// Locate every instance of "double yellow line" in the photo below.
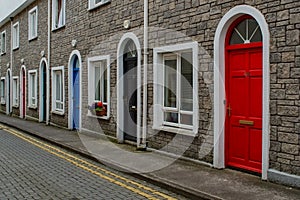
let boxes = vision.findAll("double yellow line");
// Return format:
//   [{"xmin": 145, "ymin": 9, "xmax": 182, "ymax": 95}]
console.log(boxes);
[{"xmin": 1, "ymin": 125, "xmax": 177, "ymax": 200}]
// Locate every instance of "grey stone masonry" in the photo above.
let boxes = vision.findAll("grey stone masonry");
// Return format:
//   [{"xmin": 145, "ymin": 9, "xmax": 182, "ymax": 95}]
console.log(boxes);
[{"xmin": 0, "ymin": 0, "xmax": 299, "ymax": 180}]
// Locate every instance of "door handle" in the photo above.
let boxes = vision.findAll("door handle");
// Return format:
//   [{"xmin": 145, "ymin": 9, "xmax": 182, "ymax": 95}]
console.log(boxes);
[
  {"xmin": 129, "ymin": 105, "xmax": 137, "ymax": 111},
  {"xmin": 239, "ymin": 120, "xmax": 254, "ymax": 126}
]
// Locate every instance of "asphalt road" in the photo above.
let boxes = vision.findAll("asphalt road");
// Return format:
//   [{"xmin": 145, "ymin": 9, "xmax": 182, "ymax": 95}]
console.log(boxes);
[{"xmin": 0, "ymin": 126, "xmax": 186, "ymax": 200}]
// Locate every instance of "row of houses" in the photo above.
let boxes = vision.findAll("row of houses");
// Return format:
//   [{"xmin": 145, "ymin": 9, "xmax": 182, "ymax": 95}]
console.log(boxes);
[{"xmin": 0, "ymin": 0, "xmax": 299, "ymax": 188}]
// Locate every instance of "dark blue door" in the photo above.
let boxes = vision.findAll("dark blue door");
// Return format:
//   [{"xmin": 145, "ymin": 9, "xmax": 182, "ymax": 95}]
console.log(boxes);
[{"xmin": 73, "ymin": 57, "xmax": 80, "ymax": 129}]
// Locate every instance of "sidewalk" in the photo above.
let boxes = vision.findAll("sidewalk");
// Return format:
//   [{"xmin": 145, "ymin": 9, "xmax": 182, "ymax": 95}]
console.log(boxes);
[{"xmin": 0, "ymin": 113, "xmax": 299, "ymax": 200}]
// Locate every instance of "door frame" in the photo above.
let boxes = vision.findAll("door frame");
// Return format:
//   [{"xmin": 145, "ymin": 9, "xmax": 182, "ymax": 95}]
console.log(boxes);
[
  {"xmin": 117, "ymin": 32, "xmax": 142, "ymax": 144},
  {"xmin": 39, "ymin": 58, "xmax": 49, "ymax": 123},
  {"xmin": 68, "ymin": 50, "xmax": 82, "ymax": 131},
  {"xmin": 19, "ymin": 65, "xmax": 26, "ymax": 118},
  {"xmin": 213, "ymin": 5, "xmax": 270, "ymax": 180}
]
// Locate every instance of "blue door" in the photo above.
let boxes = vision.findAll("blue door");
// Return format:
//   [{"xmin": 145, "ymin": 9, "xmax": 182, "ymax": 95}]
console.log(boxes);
[{"xmin": 73, "ymin": 57, "xmax": 80, "ymax": 129}]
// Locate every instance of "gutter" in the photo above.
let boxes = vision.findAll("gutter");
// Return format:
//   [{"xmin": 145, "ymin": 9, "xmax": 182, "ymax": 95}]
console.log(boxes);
[{"xmin": 47, "ymin": 0, "xmax": 51, "ymax": 125}]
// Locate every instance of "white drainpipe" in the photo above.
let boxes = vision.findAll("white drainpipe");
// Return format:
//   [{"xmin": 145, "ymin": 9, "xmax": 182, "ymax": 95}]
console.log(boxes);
[
  {"xmin": 47, "ymin": 0, "xmax": 51, "ymax": 125},
  {"xmin": 140, "ymin": 0, "xmax": 148, "ymax": 148}
]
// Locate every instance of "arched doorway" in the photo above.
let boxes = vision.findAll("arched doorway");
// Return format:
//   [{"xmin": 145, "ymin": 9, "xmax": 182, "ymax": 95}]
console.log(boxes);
[
  {"xmin": 39, "ymin": 59, "xmax": 48, "ymax": 122},
  {"xmin": 225, "ymin": 15, "xmax": 263, "ymax": 173},
  {"xmin": 123, "ymin": 40, "xmax": 138, "ymax": 141},
  {"xmin": 213, "ymin": 5, "xmax": 270, "ymax": 179},
  {"xmin": 20, "ymin": 66, "xmax": 26, "ymax": 118},
  {"xmin": 117, "ymin": 33, "xmax": 142, "ymax": 144},
  {"xmin": 68, "ymin": 50, "xmax": 81, "ymax": 130}
]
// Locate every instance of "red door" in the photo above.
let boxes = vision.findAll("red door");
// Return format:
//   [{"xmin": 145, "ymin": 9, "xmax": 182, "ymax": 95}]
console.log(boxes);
[{"xmin": 225, "ymin": 16, "xmax": 263, "ymax": 173}]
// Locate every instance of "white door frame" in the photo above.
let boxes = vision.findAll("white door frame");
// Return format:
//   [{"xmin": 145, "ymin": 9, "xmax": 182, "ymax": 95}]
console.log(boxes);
[
  {"xmin": 117, "ymin": 32, "xmax": 142, "ymax": 144},
  {"xmin": 213, "ymin": 5, "xmax": 270, "ymax": 180},
  {"xmin": 20, "ymin": 65, "xmax": 26, "ymax": 118},
  {"xmin": 68, "ymin": 50, "xmax": 82, "ymax": 131},
  {"xmin": 39, "ymin": 58, "xmax": 49, "ymax": 123}
]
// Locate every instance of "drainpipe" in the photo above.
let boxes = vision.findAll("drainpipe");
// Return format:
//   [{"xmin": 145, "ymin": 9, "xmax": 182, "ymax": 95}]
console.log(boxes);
[
  {"xmin": 47, "ymin": 0, "xmax": 51, "ymax": 125},
  {"xmin": 9, "ymin": 17, "xmax": 13, "ymax": 115},
  {"xmin": 140, "ymin": 0, "xmax": 148, "ymax": 148}
]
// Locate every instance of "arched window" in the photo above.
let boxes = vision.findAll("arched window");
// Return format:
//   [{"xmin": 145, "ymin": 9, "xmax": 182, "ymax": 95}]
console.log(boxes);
[{"xmin": 229, "ymin": 16, "xmax": 262, "ymax": 45}]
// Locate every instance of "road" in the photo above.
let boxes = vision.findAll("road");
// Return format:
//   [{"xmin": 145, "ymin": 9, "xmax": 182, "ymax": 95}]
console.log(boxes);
[{"xmin": 0, "ymin": 125, "xmax": 186, "ymax": 200}]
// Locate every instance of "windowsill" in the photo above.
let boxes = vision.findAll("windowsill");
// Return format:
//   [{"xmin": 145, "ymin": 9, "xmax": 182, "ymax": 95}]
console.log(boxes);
[
  {"xmin": 13, "ymin": 47, "xmax": 19, "ymax": 51},
  {"xmin": 1, "ymin": 52, "xmax": 6, "ymax": 56},
  {"xmin": 88, "ymin": 0, "xmax": 111, "ymax": 11},
  {"xmin": 28, "ymin": 105, "xmax": 37, "ymax": 109},
  {"xmin": 52, "ymin": 25, "xmax": 65, "ymax": 32},
  {"xmin": 28, "ymin": 36, "xmax": 38, "ymax": 42},
  {"xmin": 13, "ymin": 105, "xmax": 19, "ymax": 108},
  {"xmin": 153, "ymin": 125, "xmax": 196, "ymax": 137},
  {"xmin": 87, "ymin": 113, "xmax": 109, "ymax": 120},
  {"xmin": 51, "ymin": 110, "xmax": 65, "ymax": 115},
  {"xmin": 1, "ymin": 102, "xmax": 5, "ymax": 105}
]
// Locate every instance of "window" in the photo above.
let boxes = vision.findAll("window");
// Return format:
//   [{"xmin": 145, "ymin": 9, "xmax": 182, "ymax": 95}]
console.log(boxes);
[
  {"xmin": 88, "ymin": 56, "xmax": 110, "ymax": 119},
  {"xmin": 12, "ymin": 22, "xmax": 19, "ymax": 49},
  {"xmin": 0, "ymin": 77, "xmax": 5, "ymax": 104},
  {"xmin": 28, "ymin": 6, "xmax": 38, "ymax": 40},
  {"xmin": 52, "ymin": 0, "xmax": 65, "ymax": 30},
  {"xmin": 28, "ymin": 70, "xmax": 37, "ymax": 108},
  {"xmin": 153, "ymin": 42, "xmax": 198, "ymax": 134},
  {"xmin": 12, "ymin": 77, "xmax": 19, "ymax": 107},
  {"xmin": 51, "ymin": 66, "xmax": 64, "ymax": 114},
  {"xmin": 229, "ymin": 17, "xmax": 262, "ymax": 45},
  {"xmin": 1, "ymin": 31, "xmax": 6, "ymax": 54},
  {"xmin": 88, "ymin": 0, "xmax": 111, "ymax": 10}
]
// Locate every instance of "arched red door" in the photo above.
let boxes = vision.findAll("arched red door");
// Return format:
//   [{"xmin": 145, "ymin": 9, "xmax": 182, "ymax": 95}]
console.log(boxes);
[{"xmin": 225, "ymin": 15, "xmax": 263, "ymax": 173}]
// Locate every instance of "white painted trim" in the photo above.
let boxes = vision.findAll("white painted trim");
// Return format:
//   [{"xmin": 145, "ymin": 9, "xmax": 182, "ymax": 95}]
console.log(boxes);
[
  {"xmin": 28, "ymin": 69, "xmax": 38, "ymax": 108},
  {"xmin": 213, "ymin": 5, "xmax": 270, "ymax": 180},
  {"xmin": 153, "ymin": 42, "xmax": 199, "ymax": 134},
  {"xmin": 39, "ymin": 58, "xmax": 49, "ymax": 123},
  {"xmin": 68, "ymin": 50, "xmax": 82, "ymax": 131},
  {"xmin": 12, "ymin": 76, "xmax": 19, "ymax": 107},
  {"xmin": 12, "ymin": 22, "xmax": 19, "ymax": 49},
  {"xmin": 28, "ymin": 6, "xmax": 38, "ymax": 40},
  {"xmin": 20, "ymin": 65, "xmax": 26, "ymax": 118},
  {"xmin": 87, "ymin": 55, "xmax": 111, "ymax": 120},
  {"xmin": 117, "ymin": 32, "xmax": 142, "ymax": 144},
  {"xmin": 51, "ymin": 66, "xmax": 65, "ymax": 114},
  {"xmin": 88, "ymin": 0, "xmax": 111, "ymax": 10},
  {"xmin": 1, "ymin": 30, "xmax": 6, "ymax": 54}
]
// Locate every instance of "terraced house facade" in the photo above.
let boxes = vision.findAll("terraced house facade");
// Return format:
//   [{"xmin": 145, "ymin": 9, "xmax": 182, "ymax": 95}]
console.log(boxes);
[{"xmin": 0, "ymin": 0, "xmax": 299, "ymax": 187}]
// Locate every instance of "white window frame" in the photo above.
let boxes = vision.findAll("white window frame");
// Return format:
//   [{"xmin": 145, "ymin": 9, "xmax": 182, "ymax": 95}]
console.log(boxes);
[
  {"xmin": 12, "ymin": 76, "xmax": 19, "ymax": 107},
  {"xmin": 28, "ymin": 70, "xmax": 37, "ymax": 108},
  {"xmin": 153, "ymin": 42, "xmax": 199, "ymax": 135},
  {"xmin": 0, "ymin": 77, "xmax": 5, "ymax": 104},
  {"xmin": 52, "ymin": 0, "xmax": 66, "ymax": 30},
  {"xmin": 12, "ymin": 22, "xmax": 19, "ymax": 49},
  {"xmin": 51, "ymin": 66, "xmax": 64, "ymax": 114},
  {"xmin": 87, "ymin": 55, "xmax": 110, "ymax": 119},
  {"xmin": 1, "ymin": 30, "xmax": 6, "ymax": 54},
  {"xmin": 28, "ymin": 6, "xmax": 38, "ymax": 40},
  {"xmin": 88, "ymin": 0, "xmax": 111, "ymax": 10}
]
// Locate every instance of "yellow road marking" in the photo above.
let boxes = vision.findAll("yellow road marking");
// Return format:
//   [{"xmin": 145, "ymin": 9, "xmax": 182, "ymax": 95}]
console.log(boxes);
[{"xmin": 0, "ymin": 125, "xmax": 177, "ymax": 200}]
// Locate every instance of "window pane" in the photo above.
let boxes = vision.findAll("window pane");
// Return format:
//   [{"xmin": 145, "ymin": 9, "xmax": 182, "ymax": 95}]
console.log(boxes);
[
  {"xmin": 32, "ymin": 74, "xmax": 35, "ymax": 98},
  {"xmin": 103, "ymin": 67, "xmax": 107, "ymax": 103},
  {"xmin": 181, "ymin": 52, "xmax": 193, "ymax": 111},
  {"xmin": 164, "ymin": 112, "xmax": 178, "ymax": 123},
  {"xmin": 180, "ymin": 114, "xmax": 193, "ymax": 126},
  {"xmin": 164, "ymin": 57, "xmax": 177, "ymax": 108},
  {"xmin": 95, "ymin": 66, "xmax": 100, "ymax": 101},
  {"xmin": 56, "ymin": 72, "xmax": 61, "ymax": 101}
]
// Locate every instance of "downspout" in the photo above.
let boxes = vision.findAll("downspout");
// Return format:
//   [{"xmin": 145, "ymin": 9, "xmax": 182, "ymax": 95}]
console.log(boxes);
[
  {"xmin": 9, "ymin": 17, "xmax": 13, "ymax": 115},
  {"xmin": 140, "ymin": 0, "xmax": 148, "ymax": 148},
  {"xmin": 47, "ymin": 0, "xmax": 51, "ymax": 125}
]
